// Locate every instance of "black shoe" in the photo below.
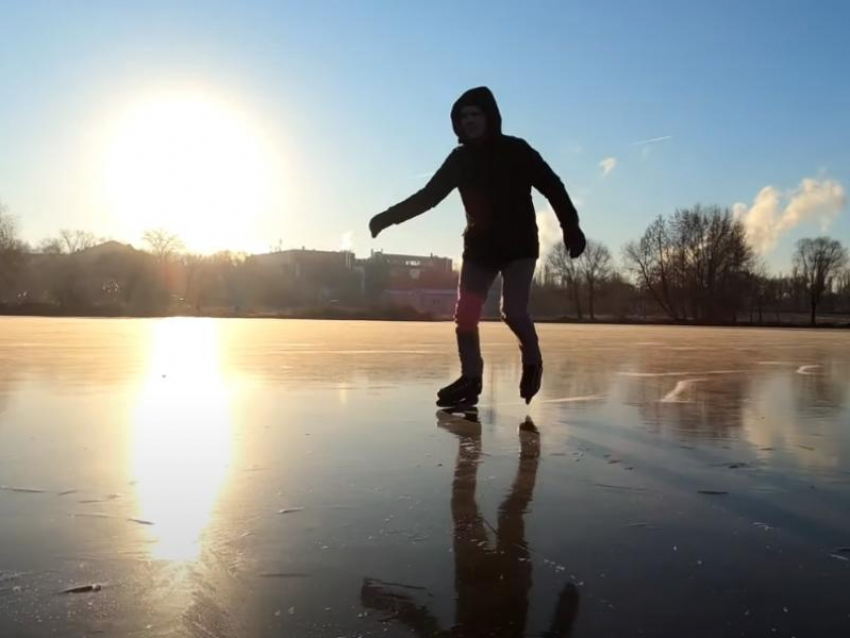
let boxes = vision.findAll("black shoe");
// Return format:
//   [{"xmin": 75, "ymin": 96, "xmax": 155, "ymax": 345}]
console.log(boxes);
[
  {"xmin": 436, "ymin": 375, "xmax": 482, "ymax": 408},
  {"xmin": 520, "ymin": 364, "xmax": 543, "ymax": 404}
]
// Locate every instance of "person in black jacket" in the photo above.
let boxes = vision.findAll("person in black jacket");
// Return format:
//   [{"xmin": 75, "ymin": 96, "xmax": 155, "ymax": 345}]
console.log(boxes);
[{"xmin": 370, "ymin": 86, "xmax": 585, "ymax": 407}]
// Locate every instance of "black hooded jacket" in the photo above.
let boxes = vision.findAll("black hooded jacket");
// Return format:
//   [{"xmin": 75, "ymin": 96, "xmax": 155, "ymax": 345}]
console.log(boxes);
[{"xmin": 381, "ymin": 86, "xmax": 580, "ymax": 266}]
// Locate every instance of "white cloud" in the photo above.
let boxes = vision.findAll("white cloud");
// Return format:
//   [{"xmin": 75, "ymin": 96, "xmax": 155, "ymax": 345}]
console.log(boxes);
[
  {"xmin": 785, "ymin": 178, "xmax": 845, "ymax": 231},
  {"xmin": 599, "ymin": 157, "xmax": 617, "ymax": 177},
  {"xmin": 536, "ymin": 207, "xmax": 562, "ymax": 259},
  {"xmin": 340, "ymin": 230, "xmax": 354, "ymax": 251},
  {"xmin": 734, "ymin": 178, "xmax": 846, "ymax": 254}
]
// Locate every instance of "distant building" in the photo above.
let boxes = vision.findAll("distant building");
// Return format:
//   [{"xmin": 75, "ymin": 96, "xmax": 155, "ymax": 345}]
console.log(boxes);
[
  {"xmin": 363, "ymin": 251, "xmax": 458, "ymax": 318},
  {"xmin": 74, "ymin": 240, "xmax": 138, "ymax": 260},
  {"xmin": 249, "ymin": 248, "xmax": 355, "ymax": 275},
  {"xmin": 202, "ymin": 247, "xmax": 460, "ymax": 315},
  {"xmin": 247, "ymin": 248, "xmax": 362, "ymax": 306},
  {"xmin": 366, "ymin": 251, "xmax": 455, "ymax": 289}
]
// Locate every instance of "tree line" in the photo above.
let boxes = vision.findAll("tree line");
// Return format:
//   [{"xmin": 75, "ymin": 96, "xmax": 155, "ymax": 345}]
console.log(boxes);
[
  {"xmin": 538, "ymin": 204, "xmax": 848, "ymax": 325},
  {"xmin": 1, "ymin": 199, "xmax": 848, "ymax": 324}
]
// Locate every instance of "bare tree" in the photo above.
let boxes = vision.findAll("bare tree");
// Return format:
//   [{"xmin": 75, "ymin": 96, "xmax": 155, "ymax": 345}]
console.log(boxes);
[
  {"xmin": 744, "ymin": 260, "xmax": 770, "ymax": 325},
  {"xmin": 58, "ymin": 229, "xmax": 99, "ymax": 253},
  {"xmin": 671, "ymin": 206, "xmax": 753, "ymax": 321},
  {"xmin": 793, "ymin": 237, "xmax": 848, "ymax": 325},
  {"xmin": 837, "ymin": 269, "xmax": 850, "ymax": 312},
  {"xmin": 625, "ymin": 207, "xmax": 753, "ymax": 322},
  {"xmin": 580, "ymin": 240, "xmax": 612, "ymax": 321},
  {"xmin": 142, "ymin": 228, "xmax": 185, "ymax": 261},
  {"xmin": 37, "ymin": 237, "xmax": 65, "ymax": 254},
  {"xmin": 0, "ymin": 201, "xmax": 28, "ymax": 298},
  {"xmin": 546, "ymin": 242, "xmax": 583, "ymax": 319},
  {"xmin": 0, "ymin": 201, "xmax": 16, "ymax": 251},
  {"xmin": 623, "ymin": 216, "xmax": 678, "ymax": 319}
]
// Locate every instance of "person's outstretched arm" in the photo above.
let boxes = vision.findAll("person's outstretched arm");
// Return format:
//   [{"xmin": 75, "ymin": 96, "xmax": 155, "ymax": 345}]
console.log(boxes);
[
  {"xmin": 523, "ymin": 141, "xmax": 586, "ymax": 258},
  {"xmin": 369, "ymin": 150, "xmax": 459, "ymax": 238}
]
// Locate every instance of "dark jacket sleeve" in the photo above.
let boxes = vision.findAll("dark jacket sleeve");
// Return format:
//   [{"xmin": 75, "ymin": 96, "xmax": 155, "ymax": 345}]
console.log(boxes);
[
  {"xmin": 383, "ymin": 150, "xmax": 459, "ymax": 225},
  {"xmin": 523, "ymin": 141, "xmax": 580, "ymax": 230}
]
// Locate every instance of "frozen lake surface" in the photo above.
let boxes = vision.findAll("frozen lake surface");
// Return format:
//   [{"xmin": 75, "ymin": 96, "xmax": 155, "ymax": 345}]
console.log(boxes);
[{"xmin": 1, "ymin": 317, "xmax": 849, "ymax": 637}]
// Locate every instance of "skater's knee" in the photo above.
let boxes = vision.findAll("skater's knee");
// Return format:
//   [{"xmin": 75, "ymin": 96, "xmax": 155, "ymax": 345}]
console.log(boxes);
[
  {"xmin": 455, "ymin": 314, "xmax": 480, "ymax": 333},
  {"xmin": 455, "ymin": 295, "xmax": 484, "ymax": 332},
  {"xmin": 501, "ymin": 308, "xmax": 531, "ymax": 329}
]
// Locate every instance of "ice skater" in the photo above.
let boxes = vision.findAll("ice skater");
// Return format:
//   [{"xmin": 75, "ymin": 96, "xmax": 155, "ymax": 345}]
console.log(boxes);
[{"xmin": 369, "ymin": 86, "xmax": 585, "ymax": 408}]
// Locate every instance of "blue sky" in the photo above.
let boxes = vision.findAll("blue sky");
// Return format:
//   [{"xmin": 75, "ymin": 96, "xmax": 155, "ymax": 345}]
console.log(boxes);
[{"xmin": 1, "ymin": 0, "xmax": 847, "ymax": 271}]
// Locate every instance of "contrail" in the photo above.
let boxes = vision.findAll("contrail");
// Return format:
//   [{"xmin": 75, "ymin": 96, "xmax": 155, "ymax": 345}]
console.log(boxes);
[{"xmin": 633, "ymin": 135, "xmax": 672, "ymax": 146}]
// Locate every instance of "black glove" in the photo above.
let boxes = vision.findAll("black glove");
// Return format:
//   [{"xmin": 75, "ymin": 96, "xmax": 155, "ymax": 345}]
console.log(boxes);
[
  {"xmin": 369, "ymin": 210, "xmax": 395, "ymax": 238},
  {"xmin": 563, "ymin": 226, "xmax": 586, "ymax": 259}
]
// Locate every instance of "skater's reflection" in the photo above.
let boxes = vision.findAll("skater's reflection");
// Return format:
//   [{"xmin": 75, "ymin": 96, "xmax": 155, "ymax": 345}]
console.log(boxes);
[{"xmin": 361, "ymin": 412, "xmax": 579, "ymax": 637}]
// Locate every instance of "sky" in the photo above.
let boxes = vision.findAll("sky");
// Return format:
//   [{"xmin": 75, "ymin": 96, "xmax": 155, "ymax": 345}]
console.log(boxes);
[{"xmin": 1, "ymin": 0, "xmax": 848, "ymax": 271}]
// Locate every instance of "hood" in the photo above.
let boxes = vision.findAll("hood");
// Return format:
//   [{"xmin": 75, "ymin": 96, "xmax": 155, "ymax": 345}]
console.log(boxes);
[{"xmin": 450, "ymin": 86, "xmax": 503, "ymax": 144}]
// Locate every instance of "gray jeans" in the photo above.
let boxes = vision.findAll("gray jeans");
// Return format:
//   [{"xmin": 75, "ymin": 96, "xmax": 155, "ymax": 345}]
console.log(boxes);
[{"xmin": 454, "ymin": 258, "xmax": 541, "ymax": 377}]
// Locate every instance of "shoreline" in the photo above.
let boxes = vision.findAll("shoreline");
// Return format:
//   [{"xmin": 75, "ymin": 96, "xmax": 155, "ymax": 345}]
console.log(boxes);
[{"xmin": 1, "ymin": 307, "xmax": 848, "ymax": 329}]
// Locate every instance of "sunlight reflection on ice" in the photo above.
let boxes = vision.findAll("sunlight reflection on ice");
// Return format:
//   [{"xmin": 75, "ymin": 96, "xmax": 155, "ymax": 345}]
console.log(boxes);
[{"xmin": 132, "ymin": 318, "xmax": 233, "ymax": 561}]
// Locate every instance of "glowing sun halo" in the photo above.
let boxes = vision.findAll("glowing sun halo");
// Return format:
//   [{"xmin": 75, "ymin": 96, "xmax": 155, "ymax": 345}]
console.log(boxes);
[{"xmin": 103, "ymin": 92, "xmax": 282, "ymax": 254}]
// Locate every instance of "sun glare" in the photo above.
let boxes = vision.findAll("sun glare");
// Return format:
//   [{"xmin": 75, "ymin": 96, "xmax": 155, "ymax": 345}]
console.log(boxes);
[{"xmin": 102, "ymin": 92, "xmax": 283, "ymax": 254}]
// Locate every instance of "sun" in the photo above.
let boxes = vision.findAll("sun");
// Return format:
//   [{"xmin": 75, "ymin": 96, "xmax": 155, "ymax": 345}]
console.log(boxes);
[{"xmin": 102, "ymin": 91, "xmax": 283, "ymax": 254}]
